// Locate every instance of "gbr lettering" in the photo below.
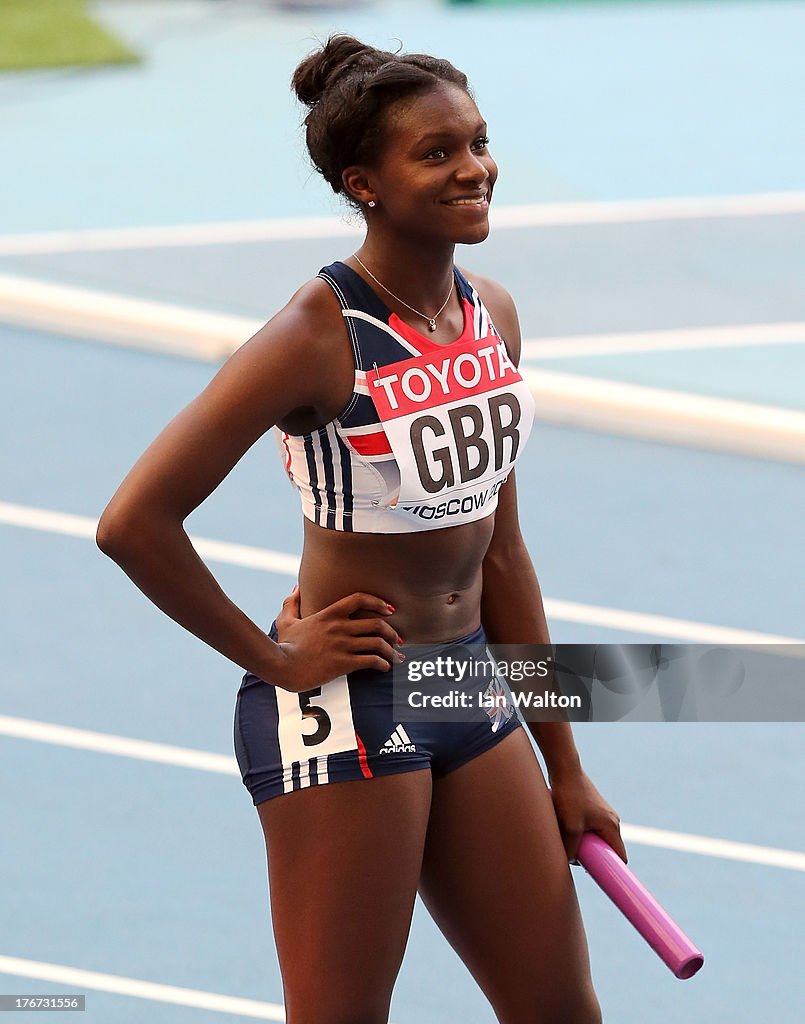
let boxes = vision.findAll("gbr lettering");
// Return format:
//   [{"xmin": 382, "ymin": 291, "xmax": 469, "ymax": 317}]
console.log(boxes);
[{"xmin": 411, "ymin": 393, "xmax": 522, "ymax": 493}]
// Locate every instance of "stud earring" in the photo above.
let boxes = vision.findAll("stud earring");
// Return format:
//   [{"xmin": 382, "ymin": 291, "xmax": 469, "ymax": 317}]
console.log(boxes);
[{"xmin": 367, "ymin": 200, "xmax": 376, "ymax": 208}]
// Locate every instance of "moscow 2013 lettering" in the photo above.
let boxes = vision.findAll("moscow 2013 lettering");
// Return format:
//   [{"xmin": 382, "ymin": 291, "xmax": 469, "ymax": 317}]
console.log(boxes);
[{"xmin": 401, "ymin": 477, "xmax": 506, "ymax": 520}]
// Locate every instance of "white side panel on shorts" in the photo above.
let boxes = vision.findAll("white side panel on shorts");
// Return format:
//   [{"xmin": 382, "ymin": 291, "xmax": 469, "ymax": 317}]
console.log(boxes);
[{"xmin": 274, "ymin": 676, "xmax": 357, "ymax": 769}]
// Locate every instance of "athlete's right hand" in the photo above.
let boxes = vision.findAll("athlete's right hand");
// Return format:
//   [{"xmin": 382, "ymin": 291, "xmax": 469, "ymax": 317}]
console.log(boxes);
[{"xmin": 272, "ymin": 585, "xmax": 405, "ymax": 693}]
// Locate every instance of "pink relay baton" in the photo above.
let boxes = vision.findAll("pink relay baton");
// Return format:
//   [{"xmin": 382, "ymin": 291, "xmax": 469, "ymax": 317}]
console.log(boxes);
[{"xmin": 576, "ymin": 832, "xmax": 704, "ymax": 979}]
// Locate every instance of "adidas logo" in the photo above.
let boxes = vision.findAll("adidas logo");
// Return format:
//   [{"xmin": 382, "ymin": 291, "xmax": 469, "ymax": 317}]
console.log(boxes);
[{"xmin": 379, "ymin": 724, "xmax": 416, "ymax": 754}]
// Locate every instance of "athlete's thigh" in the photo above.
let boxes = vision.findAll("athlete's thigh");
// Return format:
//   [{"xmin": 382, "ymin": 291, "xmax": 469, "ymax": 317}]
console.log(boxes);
[
  {"xmin": 259, "ymin": 769, "xmax": 432, "ymax": 1024},
  {"xmin": 418, "ymin": 728, "xmax": 600, "ymax": 1024}
]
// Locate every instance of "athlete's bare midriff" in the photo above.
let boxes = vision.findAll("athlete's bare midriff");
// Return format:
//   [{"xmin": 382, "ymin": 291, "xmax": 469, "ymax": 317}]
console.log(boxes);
[{"xmin": 298, "ymin": 513, "xmax": 496, "ymax": 643}]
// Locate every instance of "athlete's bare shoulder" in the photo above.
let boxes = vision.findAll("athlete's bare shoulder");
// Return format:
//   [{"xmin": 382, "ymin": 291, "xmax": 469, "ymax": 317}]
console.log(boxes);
[
  {"xmin": 238, "ymin": 273, "xmax": 355, "ymax": 429},
  {"xmin": 457, "ymin": 268, "xmax": 522, "ymax": 365},
  {"xmin": 274, "ymin": 274, "xmax": 349, "ymax": 358}
]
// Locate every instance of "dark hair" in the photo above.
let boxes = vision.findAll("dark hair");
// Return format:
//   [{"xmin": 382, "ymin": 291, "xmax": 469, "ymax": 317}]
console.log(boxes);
[{"xmin": 291, "ymin": 35, "xmax": 471, "ymax": 206}]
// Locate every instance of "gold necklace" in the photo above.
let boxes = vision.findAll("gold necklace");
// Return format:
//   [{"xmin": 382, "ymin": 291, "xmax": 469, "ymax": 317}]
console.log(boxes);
[{"xmin": 353, "ymin": 254, "xmax": 454, "ymax": 332}]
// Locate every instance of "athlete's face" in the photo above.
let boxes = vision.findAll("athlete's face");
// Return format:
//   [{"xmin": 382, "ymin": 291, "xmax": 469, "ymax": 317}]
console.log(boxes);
[{"xmin": 361, "ymin": 83, "xmax": 498, "ymax": 245}]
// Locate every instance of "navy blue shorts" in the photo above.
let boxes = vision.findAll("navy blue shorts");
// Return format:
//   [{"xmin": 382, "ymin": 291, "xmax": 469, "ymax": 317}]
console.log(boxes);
[{"xmin": 233, "ymin": 622, "xmax": 522, "ymax": 806}]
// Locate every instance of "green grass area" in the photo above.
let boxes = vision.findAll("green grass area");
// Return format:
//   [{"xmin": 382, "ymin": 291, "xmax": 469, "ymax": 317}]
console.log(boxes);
[{"xmin": 0, "ymin": 0, "xmax": 139, "ymax": 72}]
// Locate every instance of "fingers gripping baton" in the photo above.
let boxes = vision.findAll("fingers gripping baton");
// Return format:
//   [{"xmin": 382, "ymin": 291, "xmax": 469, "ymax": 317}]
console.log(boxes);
[{"xmin": 576, "ymin": 832, "xmax": 704, "ymax": 979}]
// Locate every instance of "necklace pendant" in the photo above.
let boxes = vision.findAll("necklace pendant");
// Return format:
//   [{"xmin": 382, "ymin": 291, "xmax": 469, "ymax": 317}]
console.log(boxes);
[{"xmin": 428, "ymin": 319, "xmax": 437, "ymax": 332}]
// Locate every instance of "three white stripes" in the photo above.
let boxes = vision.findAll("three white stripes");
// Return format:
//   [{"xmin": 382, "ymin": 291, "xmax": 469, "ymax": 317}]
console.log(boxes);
[
  {"xmin": 305, "ymin": 422, "xmax": 348, "ymax": 532},
  {"xmin": 282, "ymin": 754, "xmax": 328, "ymax": 794}
]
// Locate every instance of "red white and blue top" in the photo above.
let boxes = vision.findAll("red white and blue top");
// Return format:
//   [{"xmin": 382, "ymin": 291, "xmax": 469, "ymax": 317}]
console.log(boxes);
[{"xmin": 274, "ymin": 261, "xmax": 535, "ymax": 533}]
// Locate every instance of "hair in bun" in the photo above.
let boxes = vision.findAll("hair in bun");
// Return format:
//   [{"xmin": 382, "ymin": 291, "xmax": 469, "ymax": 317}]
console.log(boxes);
[
  {"xmin": 292, "ymin": 35, "xmax": 377, "ymax": 108},
  {"xmin": 290, "ymin": 35, "xmax": 470, "ymax": 206}
]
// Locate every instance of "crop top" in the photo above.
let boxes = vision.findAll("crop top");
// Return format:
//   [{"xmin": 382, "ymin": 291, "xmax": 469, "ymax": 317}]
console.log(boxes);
[{"xmin": 274, "ymin": 261, "xmax": 535, "ymax": 533}]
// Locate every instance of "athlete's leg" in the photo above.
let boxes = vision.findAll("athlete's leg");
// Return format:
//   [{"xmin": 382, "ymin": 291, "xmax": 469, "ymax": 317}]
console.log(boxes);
[
  {"xmin": 258, "ymin": 769, "xmax": 432, "ymax": 1024},
  {"xmin": 419, "ymin": 729, "xmax": 601, "ymax": 1024}
]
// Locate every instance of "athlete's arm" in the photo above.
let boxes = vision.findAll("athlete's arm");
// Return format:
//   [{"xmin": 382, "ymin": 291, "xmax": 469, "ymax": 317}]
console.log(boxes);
[
  {"xmin": 473, "ymin": 273, "xmax": 553, "ymax": 649},
  {"xmin": 96, "ymin": 280, "xmax": 402, "ymax": 690},
  {"xmin": 473, "ymin": 274, "xmax": 626, "ymax": 862}
]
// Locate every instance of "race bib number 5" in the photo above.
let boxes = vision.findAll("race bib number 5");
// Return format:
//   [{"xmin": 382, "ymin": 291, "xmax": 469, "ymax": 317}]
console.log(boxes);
[
  {"xmin": 367, "ymin": 337, "xmax": 533, "ymax": 517},
  {"xmin": 274, "ymin": 675, "xmax": 358, "ymax": 765}
]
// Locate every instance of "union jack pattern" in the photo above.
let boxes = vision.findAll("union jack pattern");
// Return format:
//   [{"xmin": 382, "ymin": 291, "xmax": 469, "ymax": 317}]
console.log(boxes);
[{"xmin": 482, "ymin": 669, "xmax": 515, "ymax": 733}]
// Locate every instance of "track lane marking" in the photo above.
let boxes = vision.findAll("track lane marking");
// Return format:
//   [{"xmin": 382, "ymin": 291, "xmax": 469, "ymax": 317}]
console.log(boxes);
[
  {"xmin": 2, "ymin": 276, "xmax": 804, "ymax": 462},
  {"xmin": 5, "ymin": 271, "xmax": 804, "ymax": 364},
  {"xmin": 0, "ymin": 272, "xmax": 257, "ymax": 361},
  {"xmin": 3, "ymin": 499, "xmax": 798, "ymax": 643},
  {"xmin": 0, "ymin": 500, "xmax": 800, "ymax": 644},
  {"xmin": 0, "ymin": 715, "xmax": 238, "ymax": 775},
  {"xmin": 0, "ymin": 500, "xmax": 301, "ymax": 575},
  {"xmin": 521, "ymin": 321, "xmax": 805, "ymax": 359},
  {"xmin": 1, "ymin": 716, "xmax": 804, "ymax": 872},
  {"xmin": 620, "ymin": 825, "xmax": 805, "ymax": 872},
  {"xmin": 0, "ymin": 955, "xmax": 284, "ymax": 1020},
  {"xmin": 521, "ymin": 368, "xmax": 805, "ymax": 464},
  {"xmin": 0, "ymin": 191, "xmax": 803, "ymax": 255}
]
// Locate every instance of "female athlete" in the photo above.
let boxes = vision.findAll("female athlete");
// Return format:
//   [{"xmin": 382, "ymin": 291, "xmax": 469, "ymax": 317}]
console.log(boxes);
[{"xmin": 97, "ymin": 35, "xmax": 627, "ymax": 1024}]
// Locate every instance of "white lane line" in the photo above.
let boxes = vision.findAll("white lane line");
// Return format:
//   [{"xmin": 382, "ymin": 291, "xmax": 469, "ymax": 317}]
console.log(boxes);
[
  {"xmin": 189, "ymin": 536, "xmax": 300, "ymax": 577},
  {"xmin": 0, "ymin": 215, "xmax": 361, "ymax": 256},
  {"xmin": 6, "ymin": 271, "xmax": 805, "ymax": 365},
  {"xmin": 543, "ymin": 598, "xmax": 801, "ymax": 646},
  {"xmin": 0, "ymin": 501, "xmax": 98, "ymax": 540},
  {"xmin": 3, "ymin": 274, "xmax": 805, "ymax": 464},
  {"xmin": 0, "ymin": 192, "xmax": 803, "ymax": 255},
  {"xmin": 0, "ymin": 272, "xmax": 259, "ymax": 361},
  {"xmin": 2, "ymin": 715, "xmax": 804, "ymax": 873},
  {"xmin": 521, "ymin": 321, "xmax": 805, "ymax": 360},
  {"xmin": 491, "ymin": 191, "xmax": 805, "ymax": 226},
  {"xmin": 0, "ymin": 715, "xmax": 238, "ymax": 775},
  {"xmin": 620, "ymin": 825, "xmax": 805, "ymax": 873},
  {"xmin": 0, "ymin": 955, "xmax": 284, "ymax": 1020},
  {"xmin": 8, "ymin": 272, "xmax": 805, "ymax": 365},
  {"xmin": 523, "ymin": 368, "xmax": 805, "ymax": 464},
  {"xmin": 0, "ymin": 501, "xmax": 301, "ymax": 576},
  {"xmin": 1, "ymin": 500, "xmax": 801, "ymax": 645}
]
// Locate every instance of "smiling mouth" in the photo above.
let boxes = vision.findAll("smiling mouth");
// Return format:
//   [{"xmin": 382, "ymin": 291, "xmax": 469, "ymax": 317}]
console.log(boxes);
[{"xmin": 442, "ymin": 189, "xmax": 490, "ymax": 207}]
